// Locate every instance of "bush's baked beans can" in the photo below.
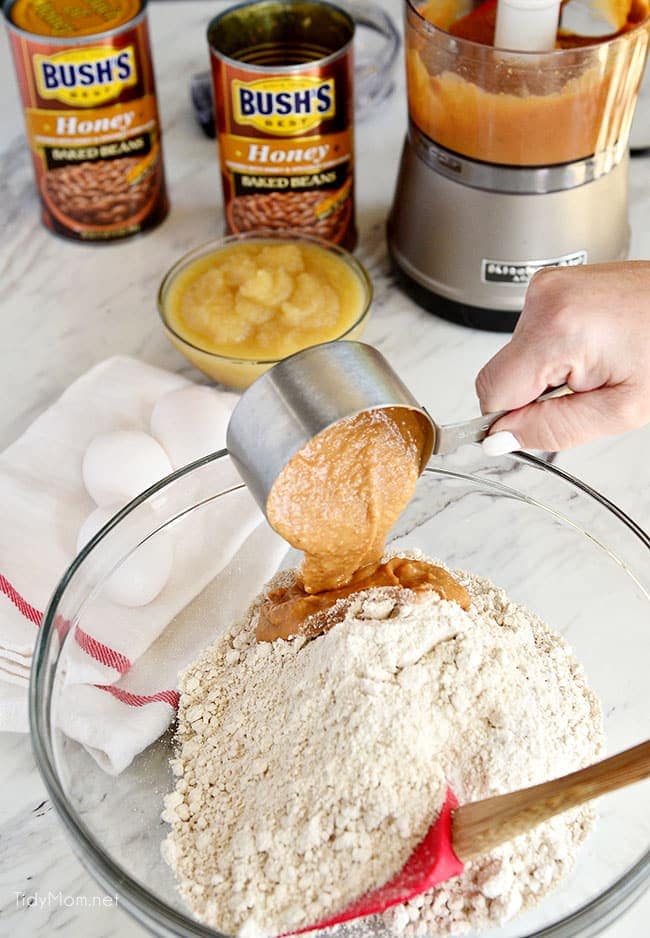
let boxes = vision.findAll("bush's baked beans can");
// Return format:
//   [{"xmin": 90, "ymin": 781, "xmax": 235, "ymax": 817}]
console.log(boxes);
[
  {"xmin": 208, "ymin": 0, "xmax": 356, "ymax": 249},
  {"xmin": 4, "ymin": 0, "xmax": 168, "ymax": 242}
]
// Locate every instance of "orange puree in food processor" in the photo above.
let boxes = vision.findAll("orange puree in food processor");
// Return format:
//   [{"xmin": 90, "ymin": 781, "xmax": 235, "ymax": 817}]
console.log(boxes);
[{"xmin": 408, "ymin": 0, "xmax": 650, "ymax": 165}]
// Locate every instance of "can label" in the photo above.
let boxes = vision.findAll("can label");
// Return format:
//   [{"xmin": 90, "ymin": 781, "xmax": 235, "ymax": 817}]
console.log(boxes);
[
  {"xmin": 231, "ymin": 76, "xmax": 336, "ymax": 133},
  {"xmin": 33, "ymin": 46, "xmax": 139, "ymax": 104},
  {"xmin": 5, "ymin": 0, "xmax": 168, "ymax": 242},
  {"xmin": 209, "ymin": 3, "xmax": 355, "ymax": 248}
]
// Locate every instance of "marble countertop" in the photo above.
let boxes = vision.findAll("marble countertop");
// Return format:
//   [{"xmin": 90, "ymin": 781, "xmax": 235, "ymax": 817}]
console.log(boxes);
[{"xmin": 1, "ymin": 1, "xmax": 648, "ymax": 935}]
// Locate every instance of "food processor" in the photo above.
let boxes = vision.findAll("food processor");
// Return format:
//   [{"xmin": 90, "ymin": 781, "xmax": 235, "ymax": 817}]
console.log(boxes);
[{"xmin": 387, "ymin": 0, "xmax": 650, "ymax": 330}]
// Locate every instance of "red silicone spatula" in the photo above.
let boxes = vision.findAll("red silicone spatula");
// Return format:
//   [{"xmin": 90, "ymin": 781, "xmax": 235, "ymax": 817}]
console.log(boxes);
[{"xmin": 291, "ymin": 740, "xmax": 650, "ymax": 934}]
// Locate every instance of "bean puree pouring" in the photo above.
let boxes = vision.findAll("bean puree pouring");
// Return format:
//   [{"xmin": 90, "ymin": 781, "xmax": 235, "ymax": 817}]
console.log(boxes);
[{"xmin": 227, "ymin": 340, "xmax": 569, "ymax": 639}]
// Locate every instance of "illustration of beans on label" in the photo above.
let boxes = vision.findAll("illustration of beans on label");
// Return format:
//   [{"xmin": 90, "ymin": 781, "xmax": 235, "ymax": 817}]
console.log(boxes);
[{"xmin": 4, "ymin": 0, "xmax": 168, "ymax": 242}]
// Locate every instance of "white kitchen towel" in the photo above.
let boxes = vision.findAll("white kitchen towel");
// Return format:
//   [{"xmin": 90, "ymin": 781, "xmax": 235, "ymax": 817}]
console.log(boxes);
[{"xmin": 0, "ymin": 356, "xmax": 287, "ymax": 772}]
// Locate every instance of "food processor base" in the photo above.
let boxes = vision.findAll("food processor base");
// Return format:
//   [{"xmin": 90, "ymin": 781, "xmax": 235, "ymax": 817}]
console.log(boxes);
[
  {"xmin": 390, "ymin": 262, "xmax": 520, "ymax": 333},
  {"xmin": 388, "ymin": 137, "xmax": 630, "ymax": 332}
]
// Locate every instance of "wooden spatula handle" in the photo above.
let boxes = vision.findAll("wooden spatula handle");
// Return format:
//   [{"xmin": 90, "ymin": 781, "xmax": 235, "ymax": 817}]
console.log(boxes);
[{"xmin": 452, "ymin": 740, "xmax": 650, "ymax": 862}]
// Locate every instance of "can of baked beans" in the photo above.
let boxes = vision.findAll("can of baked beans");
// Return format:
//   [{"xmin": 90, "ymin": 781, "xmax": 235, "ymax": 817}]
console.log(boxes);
[
  {"xmin": 4, "ymin": 0, "xmax": 168, "ymax": 242},
  {"xmin": 208, "ymin": 0, "xmax": 356, "ymax": 249}
]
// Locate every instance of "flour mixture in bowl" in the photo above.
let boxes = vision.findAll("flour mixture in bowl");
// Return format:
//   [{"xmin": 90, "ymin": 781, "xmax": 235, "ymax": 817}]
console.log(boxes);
[{"xmin": 161, "ymin": 551, "xmax": 603, "ymax": 937}]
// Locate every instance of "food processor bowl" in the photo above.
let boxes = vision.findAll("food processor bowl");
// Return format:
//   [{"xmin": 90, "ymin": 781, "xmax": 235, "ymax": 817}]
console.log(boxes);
[
  {"xmin": 403, "ymin": 0, "xmax": 650, "ymax": 167},
  {"xmin": 31, "ymin": 448, "xmax": 649, "ymax": 937}
]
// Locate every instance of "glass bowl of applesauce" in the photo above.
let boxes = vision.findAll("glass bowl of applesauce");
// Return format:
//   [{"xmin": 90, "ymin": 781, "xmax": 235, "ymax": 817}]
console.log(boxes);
[
  {"xmin": 30, "ymin": 446, "xmax": 649, "ymax": 938},
  {"xmin": 157, "ymin": 232, "xmax": 373, "ymax": 390}
]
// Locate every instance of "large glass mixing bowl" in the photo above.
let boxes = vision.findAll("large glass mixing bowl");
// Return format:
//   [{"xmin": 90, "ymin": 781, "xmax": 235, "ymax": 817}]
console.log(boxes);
[{"xmin": 30, "ymin": 449, "xmax": 649, "ymax": 938}]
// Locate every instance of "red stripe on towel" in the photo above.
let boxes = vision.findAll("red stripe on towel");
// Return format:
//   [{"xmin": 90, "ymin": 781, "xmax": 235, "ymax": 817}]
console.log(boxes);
[
  {"xmin": 0, "ymin": 574, "xmax": 132, "ymax": 673},
  {"xmin": 0, "ymin": 573, "xmax": 178, "ymax": 710},
  {"xmin": 74, "ymin": 626, "xmax": 131, "ymax": 674},
  {"xmin": 95, "ymin": 684, "xmax": 180, "ymax": 709},
  {"xmin": 0, "ymin": 573, "xmax": 42, "ymax": 625}
]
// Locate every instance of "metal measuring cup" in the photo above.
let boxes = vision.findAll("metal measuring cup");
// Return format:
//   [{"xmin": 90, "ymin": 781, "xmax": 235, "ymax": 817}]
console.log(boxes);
[{"xmin": 226, "ymin": 340, "xmax": 568, "ymax": 512}]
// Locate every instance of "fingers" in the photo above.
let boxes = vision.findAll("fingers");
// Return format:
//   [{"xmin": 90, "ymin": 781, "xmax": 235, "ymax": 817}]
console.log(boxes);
[
  {"xmin": 483, "ymin": 384, "xmax": 642, "ymax": 453},
  {"xmin": 475, "ymin": 337, "xmax": 559, "ymax": 414},
  {"xmin": 476, "ymin": 262, "xmax": 650, "ymax": 453},
  {"xmin": 482, "ymin": 431, "xmax": 522, "ymax": 456},
  {"xmin": 476, "ymin": 267, "xmax": 583, "ymax": 414}
]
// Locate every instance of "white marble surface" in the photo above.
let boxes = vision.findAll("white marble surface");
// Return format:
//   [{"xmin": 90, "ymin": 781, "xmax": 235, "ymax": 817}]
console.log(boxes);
[{"xmin": 0, "ymin": 1, "xmax": 648, "ymax": 936}]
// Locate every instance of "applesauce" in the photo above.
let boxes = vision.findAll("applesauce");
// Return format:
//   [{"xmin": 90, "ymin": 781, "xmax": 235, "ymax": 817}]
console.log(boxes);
[{"xmin": 158, "ymin": 234, "xmax": 372, "ymax": 389}]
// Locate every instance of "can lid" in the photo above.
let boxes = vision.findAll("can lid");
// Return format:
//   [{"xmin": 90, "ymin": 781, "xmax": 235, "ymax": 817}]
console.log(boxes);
[{"xmin": 7, "ymin": 0, "xmax": 143, "ymax": 38}]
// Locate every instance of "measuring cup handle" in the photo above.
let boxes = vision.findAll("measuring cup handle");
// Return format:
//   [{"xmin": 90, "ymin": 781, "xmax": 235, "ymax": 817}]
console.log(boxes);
[{"xmin": 433, "ymin": 384, "xmax": 572, "ymax": 454}]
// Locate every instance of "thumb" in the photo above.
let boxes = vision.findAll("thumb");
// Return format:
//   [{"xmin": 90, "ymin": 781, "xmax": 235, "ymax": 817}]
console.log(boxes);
[{"xmin": 483, "ymin": 385, "xmax": 639, "ymax": 453}]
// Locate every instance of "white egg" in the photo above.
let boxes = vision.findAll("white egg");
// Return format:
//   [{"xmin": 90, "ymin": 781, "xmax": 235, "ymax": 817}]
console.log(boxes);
[
  {"xmin": 82, "ymin": 430, "xmax": 172, "ymax": 506},
  {"xmin": 76, "ymin": 505, "xmax": 174, "ymax": 607},
  {"xmin": 76, "ymin": 504, "xmax": 120, "ymax": 555},
  {"xmin": 150, "ymin": 385, "xmax": 234, "ymax": 470}
]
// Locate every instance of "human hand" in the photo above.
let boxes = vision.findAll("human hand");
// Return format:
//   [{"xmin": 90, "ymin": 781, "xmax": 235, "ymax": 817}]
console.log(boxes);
[{"xmin": 475, "ymin": 261, "xmax": 650, "ymax": 454}]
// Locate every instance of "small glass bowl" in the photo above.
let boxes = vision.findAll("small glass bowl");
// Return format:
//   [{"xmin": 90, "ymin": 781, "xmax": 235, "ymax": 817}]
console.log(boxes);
[{"xmin": 157, "ymin": 231, "xmax": 373, "ymax": 391}]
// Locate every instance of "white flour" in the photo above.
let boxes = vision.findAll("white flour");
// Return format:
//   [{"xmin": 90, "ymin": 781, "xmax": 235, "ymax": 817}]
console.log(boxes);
[{"xmin": 162, "ymin": 552, "xmax": 603, "ymax": 937}]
